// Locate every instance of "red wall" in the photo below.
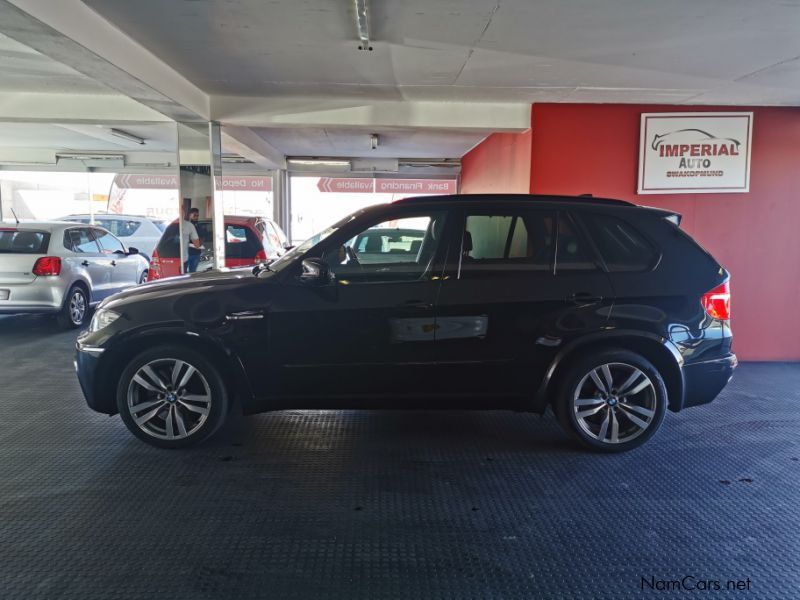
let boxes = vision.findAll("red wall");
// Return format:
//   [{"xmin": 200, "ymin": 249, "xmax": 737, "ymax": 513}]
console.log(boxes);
[
  {"xmin": 460, "ymin": 130, "xmax": 532, "ymax": 194},
  {"xmin": 460, "ymin": 103, "xmax": 800, "ymax": 361}
]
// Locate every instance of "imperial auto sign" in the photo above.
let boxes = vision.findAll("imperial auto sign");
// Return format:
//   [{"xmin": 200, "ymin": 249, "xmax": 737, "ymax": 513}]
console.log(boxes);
[{"xmin": 637, "ymin": 112, "xmax": 753, "ymax": 194}]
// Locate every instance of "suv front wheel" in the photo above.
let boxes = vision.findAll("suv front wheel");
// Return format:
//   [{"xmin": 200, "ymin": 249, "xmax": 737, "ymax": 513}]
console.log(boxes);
[
  {"xmin": 117, "ymin": 346, "xmax": 229, "ymax": 448},
  {"xmin": 555, "ymin": 349, "xmax": 667, "ymax": 452}
]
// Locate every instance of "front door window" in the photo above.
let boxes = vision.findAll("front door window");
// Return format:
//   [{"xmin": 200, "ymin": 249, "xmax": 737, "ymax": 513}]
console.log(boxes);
[{"xmin": 323, "ymin": 211, "xmax": 447, "ymax": 283}]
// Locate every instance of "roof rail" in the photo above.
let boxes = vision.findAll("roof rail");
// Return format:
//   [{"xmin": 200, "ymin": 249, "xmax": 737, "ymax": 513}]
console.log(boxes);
[{"xmin": 393, "ymin": 193, "xmax": 636, "ymax": 207}]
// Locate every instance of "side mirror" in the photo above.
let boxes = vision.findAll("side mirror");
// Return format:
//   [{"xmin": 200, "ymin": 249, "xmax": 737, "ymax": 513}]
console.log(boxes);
[
  {"xmin": 300, "ymin": 258, "xmax": 331, "ymax": 283},
  {"xmin": 127, "ymin": 247, "xmax": 140, "ymax": 255}
]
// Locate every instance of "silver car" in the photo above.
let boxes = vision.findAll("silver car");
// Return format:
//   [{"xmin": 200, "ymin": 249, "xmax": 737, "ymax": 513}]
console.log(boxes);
[{"xmin": 0, "ymin": 221, "xmax": 149, "ymax": 328}]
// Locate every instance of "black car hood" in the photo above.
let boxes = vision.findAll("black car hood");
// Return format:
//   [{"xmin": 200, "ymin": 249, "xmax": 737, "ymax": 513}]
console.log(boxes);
[{"xmin": 101, "ymin": 267, "xmax": 271, "ymax": 311}]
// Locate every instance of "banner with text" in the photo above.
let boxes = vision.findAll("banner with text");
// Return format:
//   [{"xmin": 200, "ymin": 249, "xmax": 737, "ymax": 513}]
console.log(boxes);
[
  {"xmin": 638, "ymin": 112, "xmax": 753, "ymax": 194},
  {"xmin": 316, "ymin": 177, "xmax": 456, "ymax": 195},
  {"xmin": 113, "ymin": 174, "xmax": 272, "ymax": 192}
]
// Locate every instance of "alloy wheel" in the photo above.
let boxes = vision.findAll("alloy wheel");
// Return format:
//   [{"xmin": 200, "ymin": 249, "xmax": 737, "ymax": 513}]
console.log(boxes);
[
  {"xmin": 572, "ymin": 362, "xmax": 657, "ymax": 445},
  {"xmin": 69, "ymin": 290, "xmax": 86, "ymax": 325},
  {"xmin": 127, "ymin": 358, "xmax": 212, "ymax": 440}
]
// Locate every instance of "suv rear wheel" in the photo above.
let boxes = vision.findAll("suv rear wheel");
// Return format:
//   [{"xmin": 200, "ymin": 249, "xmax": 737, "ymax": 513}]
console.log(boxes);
[
  {"xmin": 555, "ymin": 349, "xmax": 667, "ymax": 452},
  {"xmin": 117, "ymin": 346, "xmax": 229, "ymax": 448}
]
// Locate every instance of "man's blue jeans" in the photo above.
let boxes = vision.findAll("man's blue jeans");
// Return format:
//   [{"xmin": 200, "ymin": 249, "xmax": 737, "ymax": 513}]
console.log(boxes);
[{"xmin": 184, "ymin": 253, "xmax": 201, "ymax": 273}]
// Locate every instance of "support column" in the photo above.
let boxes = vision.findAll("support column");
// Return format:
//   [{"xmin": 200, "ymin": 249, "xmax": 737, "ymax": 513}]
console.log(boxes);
[
  {"xmin": 176, "ymin": 122, "xmax": 214, "ymax": 274},
  {"xmin": 209, "ymin": 122, "xmax": 226, "ymax": 270},
  {"xmin": 273, "ymin": 169, "xmax": 291, "ymax": 241}
]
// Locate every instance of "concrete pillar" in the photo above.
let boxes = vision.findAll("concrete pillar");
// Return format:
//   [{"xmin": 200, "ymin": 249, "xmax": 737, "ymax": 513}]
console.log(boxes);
[
  {"xmin": 209, "ymin": 122, "xmax": 226, "ymax": 270},
  {"xmin": 273, "ymin": 169, "xmax": 291, "ymax": 241}
]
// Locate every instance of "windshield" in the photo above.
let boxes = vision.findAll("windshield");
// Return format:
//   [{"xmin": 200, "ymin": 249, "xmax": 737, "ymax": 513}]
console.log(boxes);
[{"xmin": 267, "ymin": 213, "xmax": 359, "ymax": 273}]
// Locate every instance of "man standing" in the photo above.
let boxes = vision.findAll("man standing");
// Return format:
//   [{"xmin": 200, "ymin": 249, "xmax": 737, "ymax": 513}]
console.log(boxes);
[{"xmin": 183, "ymin": 207, "xmax": 202, "ymax": 273}]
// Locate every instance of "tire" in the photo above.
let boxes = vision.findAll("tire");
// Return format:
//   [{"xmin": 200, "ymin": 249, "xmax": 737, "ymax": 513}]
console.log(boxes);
[
  {"xmin": 117, "ymin": 345, "xmax": 229, "ymax": 449},
  {"xmin": 57, "ymin": 284, "xmax": 89, "ymax": 329},
  {"xmin": 554, "ymin": 349, "xmax": 667, "ymax": 453},
  {"xmin": 139, "ymin": 270, "xmax": 148, "ymax": 284}
]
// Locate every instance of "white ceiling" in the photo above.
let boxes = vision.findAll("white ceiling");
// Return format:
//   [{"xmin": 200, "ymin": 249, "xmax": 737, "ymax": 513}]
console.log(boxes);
[
  {"xmin": 81, "ymin": 0, "xmax": 800, "ymax": 105},
  {"xmin": 2, "ymin": 0, "xmax": 800, "ymax": 164}
]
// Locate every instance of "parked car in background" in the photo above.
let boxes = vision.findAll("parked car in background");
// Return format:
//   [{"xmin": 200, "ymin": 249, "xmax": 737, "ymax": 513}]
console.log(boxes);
[
  {"xmin": 147, "ymin": 216, "xmax": 289, "ymax": 281},
  {"xmin": 0, "ymin": 221, "xmax": 149, "ymax": 327},
  {"xmin": 77, "ymin": 194, "xmax": 735, "ymax": 451},
  {"xmin": 61, "ymin": 214, "xmax": 169, "ymax": 262}
]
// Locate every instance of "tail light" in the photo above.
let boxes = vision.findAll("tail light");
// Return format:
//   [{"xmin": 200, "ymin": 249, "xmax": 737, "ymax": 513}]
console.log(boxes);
[
  {"xmin": 148, "ymin": 250, "xmax": 161, "ymax": 281},
  {"xmin": 701, "ymin": 281, "xmax": 730, "ymax": 320},
  {"xmin": 32, "ymin": 256, "xmax": 62, "ymax": 276},
  {"xmin": 254, "ymin": 249, "xmax": 267, "ymax": 262}
]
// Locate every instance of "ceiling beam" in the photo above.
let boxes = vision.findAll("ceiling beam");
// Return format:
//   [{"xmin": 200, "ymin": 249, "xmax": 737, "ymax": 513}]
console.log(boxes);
[
  {"xmin": 0, "ymin": 0, "xmax": 209, "ymax": 121},
  {"xmin": 0, "ymin": 92, "xmax": 171, "ymax": 123},
  {"xmin": 221, "ymin": 125, "xmax": 287, "ymax": 170},
  {"xmin": 211, "ymin": 97, "xmax": 531, "ymax": 132}
]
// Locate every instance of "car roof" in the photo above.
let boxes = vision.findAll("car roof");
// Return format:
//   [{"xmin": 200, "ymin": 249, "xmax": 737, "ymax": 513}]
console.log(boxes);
[
  {"xmin": 61, "ymin": 214, "xmax": 156, "ymax": 220},
  {"xmin": 384, "ymin": 193, "xmax": 681, "ymax": 221},
  {"xmin": 392, "ymin": 193, "xmax": 636, "ymax": 208},
  {"xmin": 0, "ymin": 220, "xmax": 98, "ymax": 232},
  {"xmin": 167, "ymin": 215, "xmax": 267, "ymax": 225}
]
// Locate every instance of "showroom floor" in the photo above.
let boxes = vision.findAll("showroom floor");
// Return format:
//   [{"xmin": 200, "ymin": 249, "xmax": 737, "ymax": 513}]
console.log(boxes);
[{"xmin": 0, "ymin": 315, "xmax": 798, "ymax": 600}]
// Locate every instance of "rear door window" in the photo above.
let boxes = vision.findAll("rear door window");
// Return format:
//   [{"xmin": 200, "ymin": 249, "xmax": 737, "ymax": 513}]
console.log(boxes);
[
  {"xmin": 0, "ymin": 230, "xmax": 50, "ymax": 254},
  {"xmin": 459, "ymin": 210, "xmax": 555, "ymax": 276},
  {"xmin": 580, "ymin": 213, "xmax": 658, "ymax": 271}
]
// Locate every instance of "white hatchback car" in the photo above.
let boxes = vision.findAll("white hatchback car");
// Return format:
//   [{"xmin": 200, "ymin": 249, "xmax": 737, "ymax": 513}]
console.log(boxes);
[
  {"xmin": 0, "ymin": 221, "xmax": 149, "ymax": 328},
  {"xmin": 61, "ymin": 214, "xmax": 168, "ymax": 262}
]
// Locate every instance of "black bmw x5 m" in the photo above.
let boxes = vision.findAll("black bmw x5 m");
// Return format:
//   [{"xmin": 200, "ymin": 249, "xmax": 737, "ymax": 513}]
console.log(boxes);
[{"xmin": 76, "ymin": 194, "xmax": 736, "ymax": 452}]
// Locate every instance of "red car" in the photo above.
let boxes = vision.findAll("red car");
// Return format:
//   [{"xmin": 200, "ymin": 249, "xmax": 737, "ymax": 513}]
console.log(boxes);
[{"xmin": 147, "ymin": 216, "xmax": 289, "ymax": 281}]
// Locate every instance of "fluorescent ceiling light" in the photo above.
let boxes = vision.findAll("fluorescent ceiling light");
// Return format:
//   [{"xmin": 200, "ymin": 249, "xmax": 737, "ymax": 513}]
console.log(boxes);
[
  {"xmin": 56, "ymin": 153, "xmax": 125, "ymax": 161},
  {"xmin": 400, "ymin": 159, "xmax": 461, "ymax": 168},
  {"xmin": 288, "ymin": 159, "xmax": 351, "ymax": 167},
  {"xmin": 110, "ymin": 128, "xmax": 145, "ymax": 145},
  {"xmin": 221, "ymin": 154, "xmax": 254, "ymax": 164}
]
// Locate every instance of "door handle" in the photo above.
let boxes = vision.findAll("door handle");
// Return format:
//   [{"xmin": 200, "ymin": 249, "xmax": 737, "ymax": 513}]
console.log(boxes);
[
  {"xmin": 567, "ymin": 292, "xmax": 603, "ymax": 305},
  {"xmin": 397, "ymin": 300, "xmax": 433, "ymax": 310},
  {"xmin": 80, "ymin": 260, "xmax": 90, "ymax": 267},
  {"xmin": 110, "ymin": 260, "xmax": 117, "ymax": 267},
  {"xmin": 226, "ymin": 311, "xmax": 264, "ymax": 321}
]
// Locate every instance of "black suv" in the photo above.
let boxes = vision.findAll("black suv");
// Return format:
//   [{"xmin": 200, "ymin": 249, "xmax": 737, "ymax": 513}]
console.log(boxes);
[{"xmin": 76, "ymin": 195, "xmax": 736, "ymax": 451}]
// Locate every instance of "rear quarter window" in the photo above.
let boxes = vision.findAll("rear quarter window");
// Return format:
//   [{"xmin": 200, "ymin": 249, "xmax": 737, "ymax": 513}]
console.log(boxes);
[
  {"xmin": 580, "ymin": 213, "xmax": 658, "ymax": 272},
  {"xmin": 155, "ymin": 223, "xmax": 180, "ymax": 258}
]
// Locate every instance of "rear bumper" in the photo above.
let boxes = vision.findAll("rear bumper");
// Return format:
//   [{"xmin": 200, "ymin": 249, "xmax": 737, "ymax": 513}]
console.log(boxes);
[
  {"xmin": 681, "ymin": 353, "xmax": 737, "ymax": 409},
  {"xmin": 0, "ymin": 279, "xmax": 67, "ymax": 313}
]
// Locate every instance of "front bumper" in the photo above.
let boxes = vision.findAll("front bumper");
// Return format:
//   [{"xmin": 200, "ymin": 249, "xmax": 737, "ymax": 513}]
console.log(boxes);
[
  {"xmin": 75, "ymin": 340, "xmax": 110, "ymax": 413},
  {"xmin": 682, "ymin": 353, "xmax": 738, "ymax": 409}
]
